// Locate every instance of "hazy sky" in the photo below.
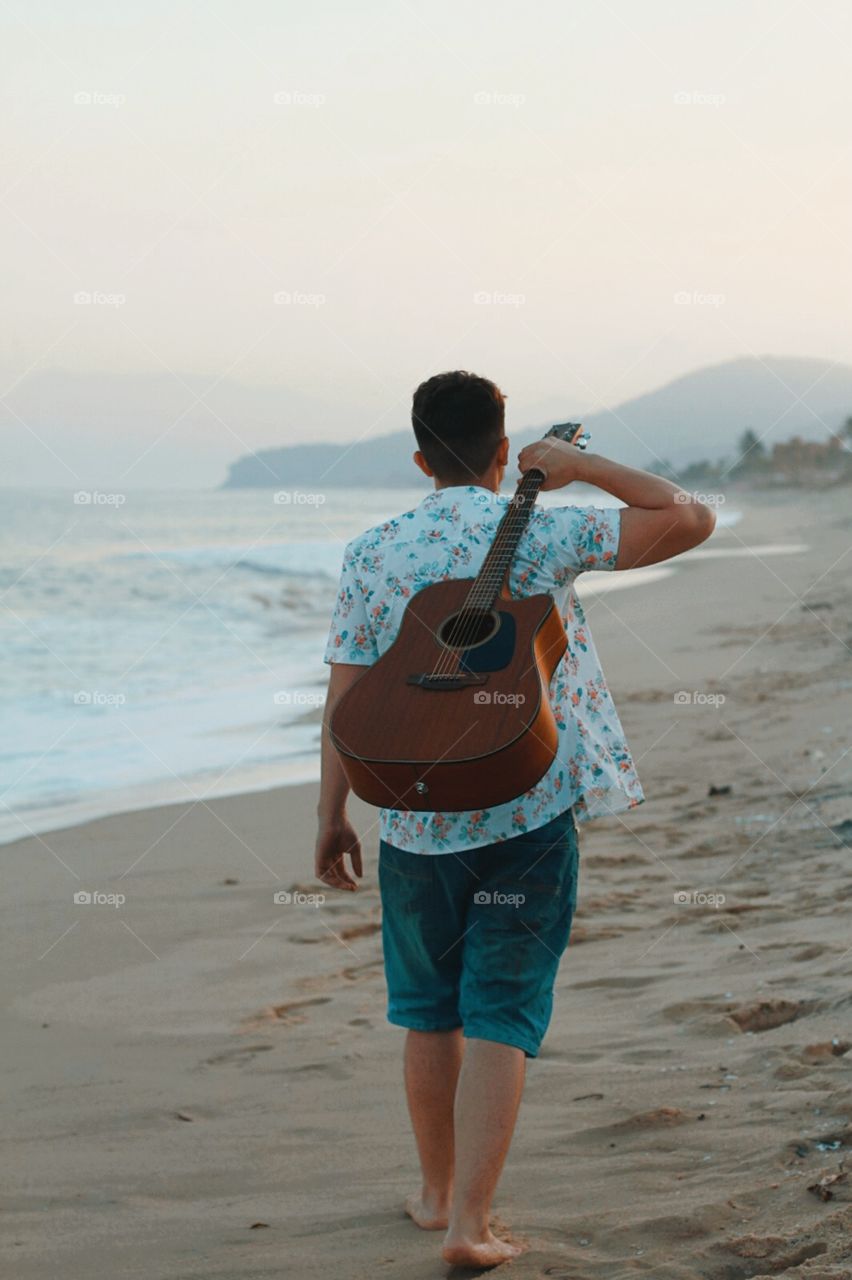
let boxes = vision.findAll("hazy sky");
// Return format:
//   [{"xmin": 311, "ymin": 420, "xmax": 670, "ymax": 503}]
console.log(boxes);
[{"xmin": 2, "ymin": 0, "xmax": 851, "ymax": 484}]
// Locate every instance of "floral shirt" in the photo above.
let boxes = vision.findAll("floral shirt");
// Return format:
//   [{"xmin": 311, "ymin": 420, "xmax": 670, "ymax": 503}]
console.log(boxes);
[{"xmin": 324, "ymin": 485, "xmax": 644, "ymax": 854}]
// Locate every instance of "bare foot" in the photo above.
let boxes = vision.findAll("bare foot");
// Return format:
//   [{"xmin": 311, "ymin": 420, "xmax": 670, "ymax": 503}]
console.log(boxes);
[
  {"xmin": 441, "ymin": 1227, "xmax": 524, "ymax": 1269},
  {"xmin": 404, "ymin": 1190, "xmax": 450, "ymax": 1230}
]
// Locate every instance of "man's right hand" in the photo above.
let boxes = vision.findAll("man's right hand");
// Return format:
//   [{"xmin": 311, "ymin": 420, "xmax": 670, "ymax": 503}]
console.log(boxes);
[
  {"xmin": 517, "ymin": 438, "xmax": 587, "ymax": 489},
  {"xmin": 315, "ymin": 817, "xmax": 363, "ymax": 891}
]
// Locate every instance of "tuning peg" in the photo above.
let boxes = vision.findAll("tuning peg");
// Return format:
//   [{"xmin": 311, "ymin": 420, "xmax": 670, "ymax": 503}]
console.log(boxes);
[
  {"xmin": 546, "ymin": 422, "xmax": 590, "ymax": 450},
  {"xmin": 546, "ymin": 421, "xmax": 581, "ymax": 442}
]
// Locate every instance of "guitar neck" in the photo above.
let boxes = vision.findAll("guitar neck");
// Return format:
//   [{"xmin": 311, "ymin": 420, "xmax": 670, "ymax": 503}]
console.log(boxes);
[
  {"xmin": 464, "ymin": 421, "xmax": 588, "ymax": 611},
  {"xmin": 466, "ymin": 468, "xmax": 546, "ymax": 609}
]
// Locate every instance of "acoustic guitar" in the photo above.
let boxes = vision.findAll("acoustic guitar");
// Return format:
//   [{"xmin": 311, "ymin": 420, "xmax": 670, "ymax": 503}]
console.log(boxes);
[{"xmin": 330, "ymin": 422, "xmax": 591, "ymax": 812}]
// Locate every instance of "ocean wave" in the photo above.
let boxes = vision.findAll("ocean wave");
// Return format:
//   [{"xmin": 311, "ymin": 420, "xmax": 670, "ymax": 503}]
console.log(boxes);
[
  {"xmin": 232, "ymin": 556, "xmax": 334, "ymax": 579},
  {"xmin": 115, "ymin": 541, "xmax": 340, "ymax": 580}
]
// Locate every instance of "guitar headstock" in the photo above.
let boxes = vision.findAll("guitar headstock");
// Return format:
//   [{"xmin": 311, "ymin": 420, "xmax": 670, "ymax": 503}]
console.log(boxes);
[{"xmin": 546, "ymin": 421, "xmax": 590, "ymax": 450}]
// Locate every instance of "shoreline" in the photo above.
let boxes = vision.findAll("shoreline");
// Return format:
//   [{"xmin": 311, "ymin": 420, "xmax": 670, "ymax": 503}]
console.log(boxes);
[{"xmin": 1, "ymin": 512, "xmax": 752, "ymax": 849}]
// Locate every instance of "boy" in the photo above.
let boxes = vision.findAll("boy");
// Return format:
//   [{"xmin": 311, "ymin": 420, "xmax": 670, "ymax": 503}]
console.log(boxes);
[{"xmin": 315, "ymin": 371, "xmax": 715, "ymax": 1268}]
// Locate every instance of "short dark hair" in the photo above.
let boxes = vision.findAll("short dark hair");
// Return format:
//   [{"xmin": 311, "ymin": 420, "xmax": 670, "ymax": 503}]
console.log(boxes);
[{"xmin": 412, "ymin": 370, "xmax": 506, "ymax": 483}]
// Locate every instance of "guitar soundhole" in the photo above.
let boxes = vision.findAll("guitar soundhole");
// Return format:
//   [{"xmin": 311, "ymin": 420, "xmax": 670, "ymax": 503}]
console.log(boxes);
[{"xmin": 437, "ymin": 608, "xmax": 499, "ymax": 651}]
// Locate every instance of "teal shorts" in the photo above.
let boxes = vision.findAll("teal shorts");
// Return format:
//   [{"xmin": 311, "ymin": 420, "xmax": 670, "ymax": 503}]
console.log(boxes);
[{"xmin": 378, "ymin": 809, "xmax": 580, "ymax": 1058}]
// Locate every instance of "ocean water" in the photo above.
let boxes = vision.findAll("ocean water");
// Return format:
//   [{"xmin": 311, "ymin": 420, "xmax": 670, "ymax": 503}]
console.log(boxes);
[{"xmin": 0, "ymin": 485, "xmax": 740, "ymax": 844}]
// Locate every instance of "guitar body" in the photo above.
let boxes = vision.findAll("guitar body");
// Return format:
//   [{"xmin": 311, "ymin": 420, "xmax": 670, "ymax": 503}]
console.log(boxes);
[{"xmin": 330, "ymin": 578, "xmax": 568, "ymax": 811}]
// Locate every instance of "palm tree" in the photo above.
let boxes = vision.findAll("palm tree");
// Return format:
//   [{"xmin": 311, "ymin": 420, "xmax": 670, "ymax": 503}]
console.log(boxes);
[{"xmin": 735, "ymin": 429, "xmax": 766, "ymax": 473}]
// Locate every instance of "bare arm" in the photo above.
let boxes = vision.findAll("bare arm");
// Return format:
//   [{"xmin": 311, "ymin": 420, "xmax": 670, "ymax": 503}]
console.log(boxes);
[
  {"xmin": 315, "ymin": 662, "xmax": 366, "ymax": 891},
  {"xmin": 516, "ymin": 440, "xmax": 716, "ymax": 569}
]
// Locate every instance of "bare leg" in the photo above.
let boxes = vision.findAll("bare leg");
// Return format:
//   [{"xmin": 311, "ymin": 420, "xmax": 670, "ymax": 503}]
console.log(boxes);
[
  {"xmin": 403, "ymin": 1028, "xmax": 463, "ymax": 1229},
  {"xmin": 442, "ymin": 1038, "xmax": 527, "ymax": 1268}
]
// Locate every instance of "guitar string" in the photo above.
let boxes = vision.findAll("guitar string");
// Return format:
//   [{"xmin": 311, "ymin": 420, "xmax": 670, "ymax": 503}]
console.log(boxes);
[
  {"xmin": 429, "ymin": 467, "xmax": 544, "ymax": 679},
  {"xmin": 440, "ymin": 486, "xmax": 536, "ymax": 674},
  {"xmin": 429, "ymin": 485, "xmax": 529, "ymax": 677},
  {"xmin": 424, "ymin": 428, "xmax": 581, "ymax": 679},
  {"xmin": 437, "ymin": 470, "xmax": 542, "ymax": 673},
  {"xmin": 431, "ymin": 422, "xmax": 583, "ymax": 674}
]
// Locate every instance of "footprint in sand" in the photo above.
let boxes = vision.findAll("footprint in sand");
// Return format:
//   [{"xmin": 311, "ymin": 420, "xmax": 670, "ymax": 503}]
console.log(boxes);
[
  {"xmin": 340, "ymin": 960, "xmax": 384, "ymax": 982},
  {"xmin": 571, "ymin": 1106, "xmax": 690, "ymax": 1149},
  {"xmin": 203, "ymin": 1043, "xmax": 275, "ymax": 1067},
  {"xmin": 241, "ymin": 996, "xmax": 332, "ymax": 1031},
  {"xmin": 760, "ymin": 941, "xmax": 833, "ymax": 963},
  {"xmin": 613, "ymin": 1105, "xmax": 687, "ymax": 1129},
  {"xmin": 289, "ymin": 919, "xmax": 382, "ymax": 945},
  {"xmin": 573, "ymin": 974, "xmax": 661, "ymax": 991},
  {"xmin": 567, "ymin": 922, "xmax": 629, "ymax": 945},
  {"xmin": 662, "ymin": 996, "xmax": 732, "ymax": 1028},
  {"xmin": 589, "ymin": 851, "xmax": 648, "ymax": 867},
  {"xmin": 800, "ymin": 1039, "xmax": 851, "ymax": 1063},
  {"xmin": 707, "ymin": 1230, "xmax": 831, "ymax": 1277},
  {"xmin": 728, "ymin": 998, "xmax": 814, "ymax": 1033},
  {"xmin": 579, "ymin": 889, "xmax": 642, "ymax": 912},
  {"xmin": 337, "ymin": 921, "xmax": 381, "ymax": 941}
]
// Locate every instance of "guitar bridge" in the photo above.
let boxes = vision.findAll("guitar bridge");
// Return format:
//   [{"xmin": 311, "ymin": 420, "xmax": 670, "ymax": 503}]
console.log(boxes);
[{"xmin": 407, "ymin": 672, "xmax": 487, "ymax": 691}]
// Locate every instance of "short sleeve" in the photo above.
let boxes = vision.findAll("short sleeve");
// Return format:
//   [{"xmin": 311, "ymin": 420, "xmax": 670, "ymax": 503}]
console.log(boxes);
[
  {"xmin": 550, "ymin": 505, "xmax": 621, "ymax": 574},
  {"xmin": 323, "ymin": 544, "xmax": 380, "ymax": 665}
]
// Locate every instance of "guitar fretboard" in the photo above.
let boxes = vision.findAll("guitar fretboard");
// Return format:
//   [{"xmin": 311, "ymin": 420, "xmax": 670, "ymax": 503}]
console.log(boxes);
[{"xmin": 463, "ymin": 468, "xmax": 546, "ymax": 611}]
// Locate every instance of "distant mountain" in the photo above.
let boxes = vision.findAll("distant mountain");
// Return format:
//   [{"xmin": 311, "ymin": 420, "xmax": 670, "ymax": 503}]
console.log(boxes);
[
  {"xmin": 222, "ymin": 356, "xmax": 852, "ymax": 487},
  {"xmin": 0, "ymin": 367, "xmax": 342, "ymax": 489}
]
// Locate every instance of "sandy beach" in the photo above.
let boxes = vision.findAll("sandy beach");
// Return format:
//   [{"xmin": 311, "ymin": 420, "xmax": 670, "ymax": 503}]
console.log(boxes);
[{"xmin": 3, "ymin": 487, "xmax": 851, "ymax": 1279}]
